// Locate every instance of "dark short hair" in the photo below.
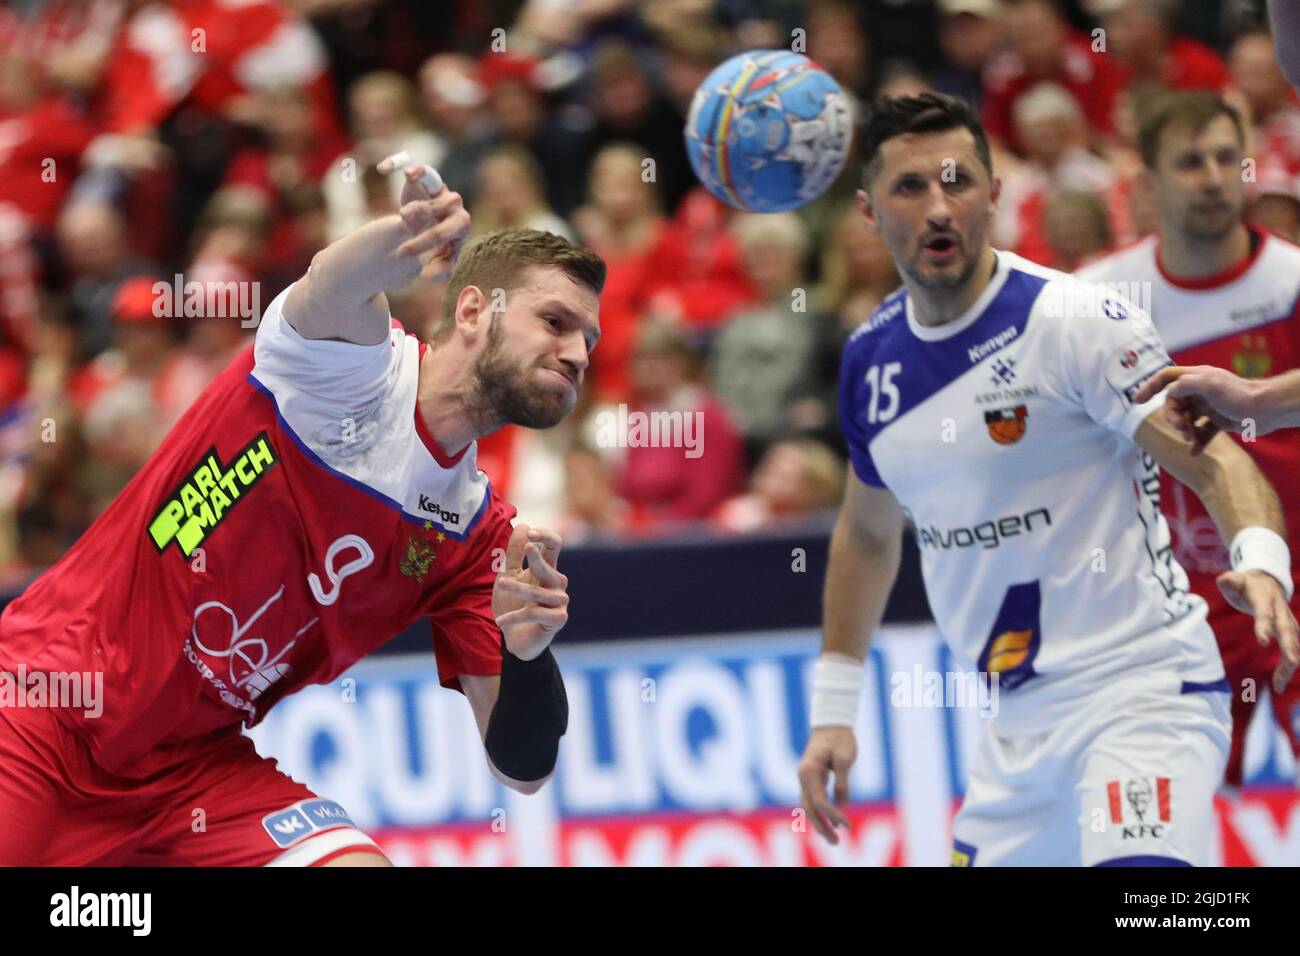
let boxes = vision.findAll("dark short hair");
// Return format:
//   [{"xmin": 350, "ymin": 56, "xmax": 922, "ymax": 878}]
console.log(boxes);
[
  {"xmin": 1136, "ymin": 90, "xmax": 1245, "ymax": 170},
  {"xmin": 434, "ymin": 229, "xmax": 606, "ymax": 343},
  {"xmin": 860, "ymin": 92, "xmax": 993, "ymax": 191}
]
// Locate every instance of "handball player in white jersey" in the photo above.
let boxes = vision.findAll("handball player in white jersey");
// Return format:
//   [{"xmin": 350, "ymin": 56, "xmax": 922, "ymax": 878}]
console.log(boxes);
[{"xmin": 798, "ymin": 93, "xmax": 1298, "ymax": 866}]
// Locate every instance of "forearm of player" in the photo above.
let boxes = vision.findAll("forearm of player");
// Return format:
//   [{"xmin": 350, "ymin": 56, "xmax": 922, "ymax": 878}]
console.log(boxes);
[
  {"xmin": 1138, "ymin": 412, "xmax": 1284, "ymax": 542},
  {"xmin": 285, "ymin": 215, "xmax": 423, "ymax": 345},
  {"xmin": 462, "ymin": 670, "xmax": 564, "ymax": 794},
  {"xmin": 1194, "ymin": 442, "xmax": 1286, "ymax": 547},
  {"xmin": 821, "ymin": 512, "xmax": 901, "ymax": 663},
  {"xmin": 1138, "ymin": 411, "xmax": 1291, "ymax": 605},
  {"xmin": 1259, "ymin": 369, "xmax": 1300, "ymax": 432}
]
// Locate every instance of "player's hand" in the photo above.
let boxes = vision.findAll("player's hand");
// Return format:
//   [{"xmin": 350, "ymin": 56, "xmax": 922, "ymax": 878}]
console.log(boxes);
[
  {"xmin": 493, "ymin": 523, "xmax": 569, "ymax": 662},
  {"xmin": 1217, "ymin": 568, "xmax": 1300, "ymax": 693},
  {"xmin": 1132, "ymin": 365, "xmax": 1267, "ymax": 455},
  {"xmin": 797, "ymin": 726, "xmax": 856, "ymax": 844},
  {"xmin": 375, "ymin": 158, "xmax": 469, "ymax": 283}
]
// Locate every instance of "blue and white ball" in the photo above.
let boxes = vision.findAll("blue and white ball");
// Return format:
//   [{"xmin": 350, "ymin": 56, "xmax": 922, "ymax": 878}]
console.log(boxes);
[{"xmin": 684, "ymin": 50, "xmax": 853, "ymax": 213}]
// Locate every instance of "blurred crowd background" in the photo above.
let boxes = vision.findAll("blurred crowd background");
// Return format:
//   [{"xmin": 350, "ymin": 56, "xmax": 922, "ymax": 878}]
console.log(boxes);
[{"xmin": 0, "ymin": 0, "xmax": 1296, "ymax": 584}]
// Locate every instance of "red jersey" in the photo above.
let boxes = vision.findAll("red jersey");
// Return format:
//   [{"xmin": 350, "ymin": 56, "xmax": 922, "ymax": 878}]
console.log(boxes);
[
  {"xmin": 1077, "ymin": 227, "xmax": 1300, "ymax": 601},
  {"xmin": 1112, "ymin": 37, "xmax": 1232, "ymax": 97},
  {"xmin": 0, "ymin": 285, "xmax": 513, "ymax": 776},
  {"xmin": 981, "ymin": 32, "xmax": 1126, "ymax": 150}
]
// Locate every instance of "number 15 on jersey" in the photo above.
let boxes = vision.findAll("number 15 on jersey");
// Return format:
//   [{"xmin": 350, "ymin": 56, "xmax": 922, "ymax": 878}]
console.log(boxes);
[{"xmin": 865, "ymin": 362, "xmax": 902, "ymax": 424}]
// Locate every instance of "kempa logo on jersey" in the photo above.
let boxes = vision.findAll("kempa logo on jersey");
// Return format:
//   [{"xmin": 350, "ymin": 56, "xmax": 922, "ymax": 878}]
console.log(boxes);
[
  {"xmin": 914, "ymin": 507, "xmax": 1052, "ymax": 551},
  {"xmin": 417, "ymin": 495, "xmax": 460, "ymax": 525},
  {"xmin": 148, "ymin": 432, "xmax": 278, "ymax": 557},
  {"xmin": 967, "ymin": 325, "xmax": 1018, "ymax": 364},
  {"xmin": 262, "ymin": 798, "xmax": 356, "ymax": 849},
  {"xmin": 1229, "ymin": 301, "xmax": 1278, "ymax": 325}
]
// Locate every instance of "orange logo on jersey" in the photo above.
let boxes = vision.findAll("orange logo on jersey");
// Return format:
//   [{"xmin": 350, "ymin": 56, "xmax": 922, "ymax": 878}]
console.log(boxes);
[
  {"xmin": 984, "ymin": 405, "xmax": 1028, "ymax": 444},
  {"xmin": 1232, "ymin": 334, "xmax": 1272, "ymax": 379},
  {"xmin": 985, "ymin": 629, "xmax": 1033, "ymax": 673}
]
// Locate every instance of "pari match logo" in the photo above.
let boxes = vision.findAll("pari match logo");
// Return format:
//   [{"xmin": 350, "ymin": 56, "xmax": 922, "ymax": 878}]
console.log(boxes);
[{"xmin": 148, "ymin": 433, "xmax": 279, "ymax": 557}]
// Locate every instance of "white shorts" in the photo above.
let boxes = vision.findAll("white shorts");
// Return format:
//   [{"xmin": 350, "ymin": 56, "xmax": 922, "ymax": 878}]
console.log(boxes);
[{"xmin": 952, "ymin": 672, "xmax": 1231, "ymax": 867}]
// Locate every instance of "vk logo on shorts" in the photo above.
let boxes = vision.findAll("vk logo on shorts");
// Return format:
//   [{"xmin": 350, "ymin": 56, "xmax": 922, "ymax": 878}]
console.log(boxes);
[{"xmin": 263, "ymin": 799, "xmax": 356, "ymax": 848}]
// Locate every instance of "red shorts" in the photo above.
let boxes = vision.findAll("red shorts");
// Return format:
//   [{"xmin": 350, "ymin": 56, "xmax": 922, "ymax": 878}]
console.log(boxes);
[{"xmin": 0, "ymin": 702, "xmax": 382, "ymax": 866}]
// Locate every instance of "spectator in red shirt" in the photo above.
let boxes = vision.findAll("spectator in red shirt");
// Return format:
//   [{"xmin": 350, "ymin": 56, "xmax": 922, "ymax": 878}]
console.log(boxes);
[
  {"xmin": 1089, "ymin": 0, "xmax": 1232, "ymax": 99},
  {"xmin": 640, "ymin": 186, "xmax": 758, "ymax": 333},
  {"xmin": 995, "ymin": 82, "xmax": 1126, "ymax": 265},
  {"xmin": 572, "ymin": 143, "xmax": 681, "ymax": 405},
  {"xmin": 0, "ymin": 50, "xmax": 97, "ymax": 235},
  {"xmin": 614, "ymin": 321, "xmax": 744, "ymax": 533},
  {"xmin": 1231, "ymin": 28, "xmax": 1300, "ymax": 176},
  {"xmin": 712, "ymin": 439, "xmax": 845, "ymax": 535},
  {"xmin": 1044, "ymin": 190, "xmax": 1115, "ymax": 270},
  {"xmin": 1244, "ymin": 159, "xmax": 1300, "ymax": 243},
  {"xmin": 556, "ymin": 443, "xmax": 635, "ymax": 544},
  {"xmin": 223, "ymin": 85, "xmax": 340, "ymax": 282},
  {"xmin": 982, "ymin": 0, "xmax": 1126, "ymax": 151},
  {"xmin": 154, "ymin": 254, "xmax": 256, "ymax": 429}
]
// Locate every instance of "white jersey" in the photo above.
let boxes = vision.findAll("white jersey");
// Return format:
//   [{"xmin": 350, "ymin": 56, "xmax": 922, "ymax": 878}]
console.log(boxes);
[
  {"xmin": 1077, "ymin": 229, "xmax": 1300, "ymax": 589},
  {"xmin": 839, "ymin": 249, "xmax": 1225, "ymax": 736}
]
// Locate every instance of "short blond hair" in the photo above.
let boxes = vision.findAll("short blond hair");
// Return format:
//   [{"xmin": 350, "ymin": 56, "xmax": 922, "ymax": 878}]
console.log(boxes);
[{"xmin": 433, "ymin": 229, "xmax": 606, "ymax": 343}]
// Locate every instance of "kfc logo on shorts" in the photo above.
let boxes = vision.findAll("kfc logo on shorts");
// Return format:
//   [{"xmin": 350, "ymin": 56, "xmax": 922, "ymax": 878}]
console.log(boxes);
[{"xmin": 1108, "ymin": 776, "xmax": 1172, "ymax": 840}]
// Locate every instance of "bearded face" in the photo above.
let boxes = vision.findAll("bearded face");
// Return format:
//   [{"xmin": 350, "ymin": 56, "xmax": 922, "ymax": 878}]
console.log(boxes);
[{"xmin": 471, "ymin": 315, "xmax": 577, "ymax": 430}]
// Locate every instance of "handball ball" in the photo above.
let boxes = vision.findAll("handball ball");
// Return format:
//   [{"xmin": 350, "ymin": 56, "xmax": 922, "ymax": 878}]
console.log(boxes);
[{"xmin": 684, "ymin": 50, "xmax": 853, "ymax": 213}]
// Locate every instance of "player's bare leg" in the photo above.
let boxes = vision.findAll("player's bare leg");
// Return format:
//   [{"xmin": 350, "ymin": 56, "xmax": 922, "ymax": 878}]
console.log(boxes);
[{"xmin": 320, "ymin": 851, "xmax": 393, "ymax": 867}]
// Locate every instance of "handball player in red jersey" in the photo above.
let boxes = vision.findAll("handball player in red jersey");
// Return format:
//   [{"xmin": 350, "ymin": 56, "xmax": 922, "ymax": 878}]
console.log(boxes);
[{"xmin": 0, "ymin": 159, "xmax": 603, "ymax": 866}]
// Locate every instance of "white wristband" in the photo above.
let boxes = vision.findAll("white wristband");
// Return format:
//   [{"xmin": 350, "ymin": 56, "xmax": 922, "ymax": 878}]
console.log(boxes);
[
  {"xmin": 1230, "ymin": 527, "xmax": 1294, "ymax": 602},
  {"xmin": 810, "ymin": 655, "xmax": 865, "ymax": 729}
]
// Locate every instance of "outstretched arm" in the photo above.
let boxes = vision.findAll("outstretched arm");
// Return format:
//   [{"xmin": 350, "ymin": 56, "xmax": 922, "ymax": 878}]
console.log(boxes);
[
  {"xmin": 1133, "ymin": 365, "xmax": 1300, "ymax": 452},
  {"xmin": 1135, "ymin": 409, "xmax": 1298, "ymax": 692},
  {"xmin": 282, "ymin": 159, "xmax": 469, "ymax": 346},
  {"xmin": 461, "ymin": 524, "xmax": 572, "ymax": 795}
]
